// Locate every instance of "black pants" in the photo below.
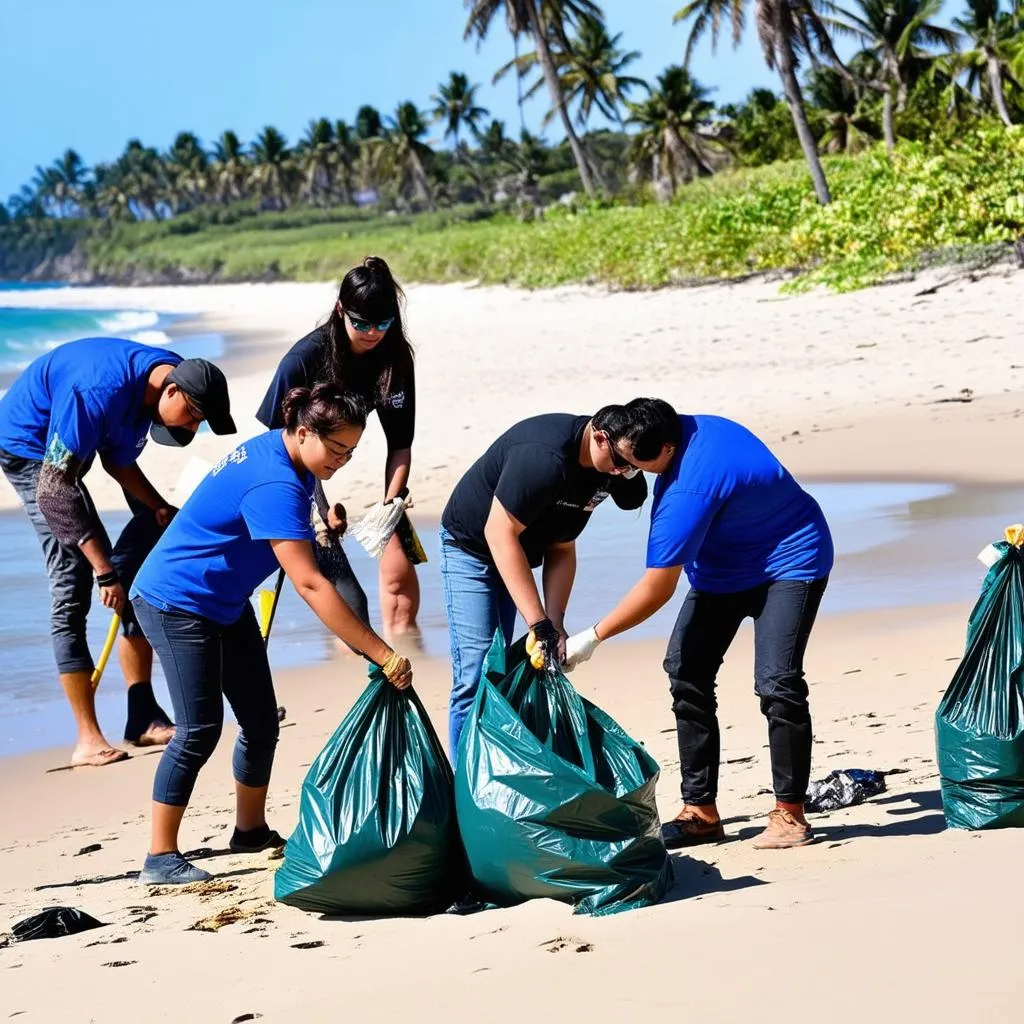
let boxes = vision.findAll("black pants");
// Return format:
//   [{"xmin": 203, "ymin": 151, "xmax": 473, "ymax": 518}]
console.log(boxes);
[{"xmin": 664, "ymin": 577, "xmax": 828, "ymax": 805}]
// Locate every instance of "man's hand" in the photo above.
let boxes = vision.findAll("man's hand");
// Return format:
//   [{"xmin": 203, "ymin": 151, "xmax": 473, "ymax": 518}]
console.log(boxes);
[
  {"xmin": 155, "ymin": 505, "xmax": 178, "ymax": 528},
  {"xmin": 96, "ymin": 571, "xmax": 126, "ymax": 615},
  {"xmin": 526, "ymin": 617, "xmax": 561, "ymax": 672},
  {"xmin": 564, "ymin": 627, "xmax": 601, "ymax": 672}
]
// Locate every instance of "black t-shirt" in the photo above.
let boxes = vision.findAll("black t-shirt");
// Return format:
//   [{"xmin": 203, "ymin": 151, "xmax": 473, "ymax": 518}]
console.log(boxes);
[
  {"xmin": 441, "ymin": 413, "xmax": 648, "ymax": 567},
  {"xmin": 255, "ymin": 326, "xmax": 416, "ymax": 450}
]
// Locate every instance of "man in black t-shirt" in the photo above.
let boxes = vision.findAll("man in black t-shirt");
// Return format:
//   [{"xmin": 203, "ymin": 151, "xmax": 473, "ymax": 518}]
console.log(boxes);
[{"xmin": 440, "ymin": 398, "xmax": 682, "ymax": 760}]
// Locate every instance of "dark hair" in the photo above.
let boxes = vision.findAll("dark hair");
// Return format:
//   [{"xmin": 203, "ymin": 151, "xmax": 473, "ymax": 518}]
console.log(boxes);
[
  {"xmin": 592, "ymin": 398, "xmax": 681, "ymax": 460},
  {"xmin": 322, "ymin": 256, "xmax": 414, "ymax": 402},
  {"xmin": 282, "ymin": 383, "xmax": 368, "ymax": 435}
]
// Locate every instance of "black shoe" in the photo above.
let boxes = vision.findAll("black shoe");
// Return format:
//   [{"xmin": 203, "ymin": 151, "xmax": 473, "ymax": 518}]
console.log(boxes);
[{"xmin": 229, "ymin": 825, "xmax": 286, "ymax": 853}]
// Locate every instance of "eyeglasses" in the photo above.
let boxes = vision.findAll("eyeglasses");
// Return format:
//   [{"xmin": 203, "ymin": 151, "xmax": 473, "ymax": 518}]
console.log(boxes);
[
  {"xmin": 601, "ymin": 432, "xmax": 638, "ymax": 473},
  {"xmin": 318, "ymin": 434, "xmax": 357, "ymax": 461},
  {"xmin": 346, "ymin": 311, "xmax": 395, "ymax": 335},
  {"xmin": 183, "ymin": 393, "xmax": 205, "ymax": 424}
]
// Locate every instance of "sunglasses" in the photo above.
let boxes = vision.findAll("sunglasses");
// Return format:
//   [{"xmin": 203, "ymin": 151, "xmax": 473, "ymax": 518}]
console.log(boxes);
[
  {"xmin": 345, "ymin": 311, "xmax": 395, "ymax": 334},
  {"xmin": 601, "ymin": 432, "xmax": 638, "ymax": 473},
  {"xmin": 182, "ymin": 393, "xmax": 205, "ymax": 424}
]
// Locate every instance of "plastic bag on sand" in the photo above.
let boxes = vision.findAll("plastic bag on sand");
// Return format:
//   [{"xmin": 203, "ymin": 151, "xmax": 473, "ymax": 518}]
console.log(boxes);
[
  {"xmin": 349, "ymin": 498, "xmax": 408, "ymax": 559},
  {"xmin": 11, "ymin": 907, "xmax": 104, "ymax": 942},
  {"xmin": 274, "ymin": 670, "xmax": 462, "ymax": 915},
  {"xmin": 455, "ymin": 633, "xmax": 673, "ymax": 917},
  {"xmin": 936, "ymin": 529, "xmax": 1024, "ymax": 830},
  {"xmin": 805, "ymin": 769, "xmax": 887, "ymax": 813}
]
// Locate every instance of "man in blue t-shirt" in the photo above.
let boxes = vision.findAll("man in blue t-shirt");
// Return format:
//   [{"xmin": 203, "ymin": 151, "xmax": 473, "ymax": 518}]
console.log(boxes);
[
  {"xmin": 0, "ymin": 337, "xmax": 235, "ymax": 768},
  {"xmin": 564, "ymin": 408, "xmax": 833, "ymax": 851}
]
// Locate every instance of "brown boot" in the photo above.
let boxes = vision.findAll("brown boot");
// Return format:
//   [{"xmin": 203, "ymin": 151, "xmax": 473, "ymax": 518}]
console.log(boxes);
[
  {"xmin": 751, "ymin": 808, "xmax": 815, "ymax": 849},
  {"xmin": 661, "ymin": 813, "xmax": 726, "ymax": 849}
]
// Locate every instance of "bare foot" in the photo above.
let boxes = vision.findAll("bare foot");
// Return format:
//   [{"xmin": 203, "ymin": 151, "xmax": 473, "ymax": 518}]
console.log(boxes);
[
  {"xmin": 129, "ymin": 722, "xmax": 175, "ymax": 748},
  {"xmin": 71, "ymin": 744, "xmax": 129, "ymax": 768}
]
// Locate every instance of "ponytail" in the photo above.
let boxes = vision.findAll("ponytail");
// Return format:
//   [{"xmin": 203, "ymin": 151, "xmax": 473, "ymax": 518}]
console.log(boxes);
[{"xmin": 282, "ymin": 383, "xmax": 368, "ymax": 435}]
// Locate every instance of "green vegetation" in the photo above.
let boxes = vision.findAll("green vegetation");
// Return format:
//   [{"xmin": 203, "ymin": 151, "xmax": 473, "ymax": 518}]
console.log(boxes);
[{"xmin": 3, "ymin": 0, "xmax": 1024, "ymax": 290}]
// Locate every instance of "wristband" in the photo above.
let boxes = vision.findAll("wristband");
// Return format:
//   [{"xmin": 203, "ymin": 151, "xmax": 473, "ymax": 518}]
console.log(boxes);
[{"xmin": 96, "ymin": 569, "xmax": 120, "ymax": 588}]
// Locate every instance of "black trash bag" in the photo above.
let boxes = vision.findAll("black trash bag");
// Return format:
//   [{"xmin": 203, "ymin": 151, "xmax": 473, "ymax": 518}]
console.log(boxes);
[
  {"xmin": 805, "ymin": 769, "xmax": 887, "ymax": 813},
  {"xmin": 936, "ymin": 535, "xmax": 1024, "ymax": 829},
  {"xmin": 274, "ymin": 670, "xmax": 462, "ymax": 916},
  {"xmin": 12, "ymin": 907, "xmax": 104, "ymax": 942}
]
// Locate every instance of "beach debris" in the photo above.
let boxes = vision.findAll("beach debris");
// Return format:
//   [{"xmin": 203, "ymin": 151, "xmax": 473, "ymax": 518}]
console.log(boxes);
[
  {"xmin": 231, "ymin": 1015, "xmax": 263, "ymax": 1023},
  {"xmin": 101, "ymin": 960, "xmax": 136, "ymax": 968},
  {"xmin": 805, "ymin": 769, "xmax": 887, "ymax": 813},
  {"xmin": 149, "ymin": 880, "xmax": 237, "ymax": 900},
  {"xmin": 75, "ymin": 843, "xmax": 102, "ymax": 856},
  {"xmin": 189, "ymin": 905, "xmax": 254, "ymax": 933},
  {"xmin": 10, "ymin": 907, "xmax": 104, "ymax": 942},
  {"xmin": 291, "ymin": 940, "xmax": 325, "ymax": 950}
]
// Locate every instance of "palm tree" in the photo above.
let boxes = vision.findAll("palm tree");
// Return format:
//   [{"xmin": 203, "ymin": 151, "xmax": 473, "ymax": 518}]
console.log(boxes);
[
  {"xmin": 333, "ymin": 121, "xmax": 359, "ymax": 204},
  {"xmin": 355, "ymin": 105, "xmax": 384, "ymax": 141},
  {"xmin": 830, "ymin": 0, "xmax": 960, "ymax": 152},
  {"xmin": 673, "ymin": 0, "xmax": 843, "ymax": 203},
  {"xmin": 45, "ymin": 150, "xmax": 89, "ymax": 217},
  {"xmin": 432, "ymin": 71, "xmax": 490, "ymax": 147},
  {"xmin": 375, "ymin": 102, "xmax": 436, "ymax": 209},
  {"xmin": 165, "ymin": 132, "xmax": 209, "ymax": 211},
  {"xmin": 210, "ymin": 131, "xmax": 249, "ymax": 204},
  {"xmin": 805, "ymin": 66, "xmax": 879, "ymax": 150},
  {"xmin": 298, "ymin": 118, "xmax": 336, "ymax": 204},
  {"xmin": 464, "ymin": 0, "xmax": 604, "ymax": 197},
  {"xmin": 250, "ymin": 126, "xmax": 297, "ymax": 210},
  {"xmin": 625, "ymin": 65, "xmax": 729, "ymax": 196},
  {"xmin": 951, "ymin": 0, "xmax": 1019, "ymax": 124}
]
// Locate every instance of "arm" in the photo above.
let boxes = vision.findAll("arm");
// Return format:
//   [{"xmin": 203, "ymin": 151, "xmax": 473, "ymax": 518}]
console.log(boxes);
[
  {"xmin": 483, "ymin": 497, "xmax": 546, "ymax": 627},
  {"xmin": 101, "ymin": 458, "xmax": 174, "ymax": 524},
  {"xmin": 271, "ymin": 539, "xmax": 410, "ymax": 687},
  {"xmin": 595, "ymin": 566, "xmax": 682, "ymax": 639},
  {"xmin": 383, "ymin": 447, "xmax": 411, "ymax": 503},
  {"xmin": 541, "ymin": 540, "xmax": 576, "ymax": 634}
]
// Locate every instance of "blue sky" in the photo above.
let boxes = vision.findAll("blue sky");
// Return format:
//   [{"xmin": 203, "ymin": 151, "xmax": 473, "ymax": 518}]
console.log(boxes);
[{"xmin": 0, "ymin": 0, "xmax": 788, "ymax": 202}]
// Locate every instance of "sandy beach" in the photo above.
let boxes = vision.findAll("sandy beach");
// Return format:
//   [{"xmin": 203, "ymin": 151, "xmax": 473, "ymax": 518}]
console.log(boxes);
[{"xmin": 2, "ymin": 268, "xmax": 1023, "ymax": 1021}]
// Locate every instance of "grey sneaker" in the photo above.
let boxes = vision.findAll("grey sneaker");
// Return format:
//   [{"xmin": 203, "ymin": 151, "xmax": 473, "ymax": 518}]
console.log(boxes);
[{"xmin": 138, "ymin": 852, "xmax": 212, "ymax": 885}]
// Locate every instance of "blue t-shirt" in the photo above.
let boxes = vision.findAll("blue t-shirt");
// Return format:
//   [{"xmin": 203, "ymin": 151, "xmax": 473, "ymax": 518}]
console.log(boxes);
[
  {"xmin": 131, "ymin": 430, "xmax": 315, "ymax": 625},
  {"xmin": 647, "ymin": 415, "xmax": 833, "ymax": 592},
  {"xmin": 0, "ymin": 337, "xmax": 181, "ymax": 468}
]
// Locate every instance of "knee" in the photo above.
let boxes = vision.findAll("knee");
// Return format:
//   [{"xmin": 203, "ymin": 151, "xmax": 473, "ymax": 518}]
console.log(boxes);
[
  {"xmin": 668, "ymin": 675, "xmax": 717, "ymax": 719},
  {"xmin": 173, "ymin": 719, "xmax": 223, "ymax": 770},
  {"xmin": 757, "ymin": 684, "xmax": 811, "ymax": 726}
]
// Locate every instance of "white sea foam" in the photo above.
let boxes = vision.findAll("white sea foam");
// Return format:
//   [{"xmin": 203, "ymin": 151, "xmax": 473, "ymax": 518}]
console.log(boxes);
[{"xmin": 97, "ymin": 310, "xmax": 160, "ymax": 334}]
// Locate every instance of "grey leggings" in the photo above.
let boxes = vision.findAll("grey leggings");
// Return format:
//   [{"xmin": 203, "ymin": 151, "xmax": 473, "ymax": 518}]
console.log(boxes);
[{"xmin": 0, "ymin": 448, "xmax": 162, "ymax": 674}]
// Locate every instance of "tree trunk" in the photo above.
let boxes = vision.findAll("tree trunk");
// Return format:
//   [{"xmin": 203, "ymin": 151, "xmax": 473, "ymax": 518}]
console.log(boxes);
[
  {"xmin": 524, "ymin": 1, "xmax": 596, "ymax": 197},
  {"xmin": 409, "ymin": 152, "xmax": 435, "ymax": 211},
  {"xmin": 882, "ymin": 87, "xmax": 896, "ymax": 154},
  {"xmin": 775, "ymin": 40, "xmax": 831, "ymax": 204},
  {"xmin": 988, "ymin": 53, "xmax": 1015, "ymax": 126}
]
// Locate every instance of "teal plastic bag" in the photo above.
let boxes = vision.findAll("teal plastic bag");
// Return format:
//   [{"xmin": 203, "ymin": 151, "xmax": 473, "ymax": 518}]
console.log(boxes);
[
  {"xmin": 456, "ymin": 634, "xmax": 673, "ymax": 916},
  {"xmin": 936, "ymin": 540, "xmax": 1024, "ymax": 829},
  {"xmin": 275, "ymin": 671, "xmax": 461, "ymax": 915}
]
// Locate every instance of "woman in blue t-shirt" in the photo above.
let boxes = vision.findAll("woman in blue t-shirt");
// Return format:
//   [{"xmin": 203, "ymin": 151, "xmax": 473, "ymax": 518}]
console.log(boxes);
[
  {"xmin": 130, "ymin": 385, "xmax": 413, "ymax": 885},
  {"xmin": 563, "ymin": 407, "xmax": 833, "ymax": 853}
]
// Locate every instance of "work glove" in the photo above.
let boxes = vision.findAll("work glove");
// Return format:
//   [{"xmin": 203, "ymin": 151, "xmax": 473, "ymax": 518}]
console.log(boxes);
[
  {"xmin": 350, "ymin": 496, "xmax": 409, "ymax": 558},
  {"xmin": 563, "ymin": 626, "xmax": 602, "ymax": 672},
  {"xmin": 526, "ymin": 617, "xmax": 562, "ymax": 673}
]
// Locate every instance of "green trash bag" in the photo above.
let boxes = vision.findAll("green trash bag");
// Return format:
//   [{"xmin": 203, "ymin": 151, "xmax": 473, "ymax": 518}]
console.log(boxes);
[
  {"xmin": 455, "ymin": 633, "xmax": 673, "ymax": 916},
  {"xmin": 274, "ymin": 671, "xmax": 461, "ymax": 915},
  {"xmin": 936, "ymin": 537, "xmax": 1024, "ymax": 830}
]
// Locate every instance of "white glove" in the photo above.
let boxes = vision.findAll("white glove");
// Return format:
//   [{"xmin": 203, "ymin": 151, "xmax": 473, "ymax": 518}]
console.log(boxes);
[
  {"xmin": 563, "ymin": 626, "xmax": 601, "ymax": 672},
  {"xmin": 350, "ymin": 497, "xmax": 408, "ymax": 559}
]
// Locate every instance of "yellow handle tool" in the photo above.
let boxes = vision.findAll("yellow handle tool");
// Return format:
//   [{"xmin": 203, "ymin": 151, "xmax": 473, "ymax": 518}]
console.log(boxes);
[
  {"xmin": 260, "ymin": 569, "xmax": 286, "ymax": 647},
  {"xmin": 91, "ymin": 613, "xmax": 121, "ymax": 690}
]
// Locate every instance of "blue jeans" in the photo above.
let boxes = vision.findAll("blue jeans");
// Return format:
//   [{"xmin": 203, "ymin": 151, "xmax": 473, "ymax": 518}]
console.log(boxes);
[
  {"xmin": 0, "ymin": 448, "xmax": 162, "ymax": 674},
  {"xmin": 439, "ymin": 526, "xmax": 517, "ymax": 762},
  {"xmin": 132, "ymin": 595, "xmax": 279, "ymax": 806}
]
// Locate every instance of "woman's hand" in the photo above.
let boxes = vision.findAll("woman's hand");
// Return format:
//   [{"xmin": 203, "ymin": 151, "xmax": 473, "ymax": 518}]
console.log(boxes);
[{"xmin": 380, "ymin": 651, "xmax": 413, "ymax": 690}]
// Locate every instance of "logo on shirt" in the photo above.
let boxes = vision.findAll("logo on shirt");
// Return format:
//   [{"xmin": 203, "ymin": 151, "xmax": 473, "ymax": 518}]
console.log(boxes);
[
  {"xmin": 583, "ymin": 490, "xmax": 610, "ymax": 512},
  {"xmin": 211, "ymin": 445, "xmax": 248, "ymax": 476},
  {"xmin": 388, "ymin": 391, "xmax": 405, "ymax": 410},
  {"xmin": 136, "ymin": 437, "xmax": 147, "ymax": 450}
]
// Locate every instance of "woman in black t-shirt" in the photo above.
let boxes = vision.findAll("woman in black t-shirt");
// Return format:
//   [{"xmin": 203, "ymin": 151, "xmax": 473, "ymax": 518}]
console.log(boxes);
[{"xmin": 256, "ymin": 257, "xmax": 420, "ymax": 642}]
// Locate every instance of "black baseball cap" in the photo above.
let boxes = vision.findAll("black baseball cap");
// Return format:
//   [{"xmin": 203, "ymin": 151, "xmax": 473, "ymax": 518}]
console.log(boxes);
[{"xmin": 150, "ymin": 358, "xmax": 237, "ymax": 447}]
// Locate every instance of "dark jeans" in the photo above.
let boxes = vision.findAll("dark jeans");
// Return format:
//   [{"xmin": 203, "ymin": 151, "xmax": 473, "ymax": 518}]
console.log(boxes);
[
  {"xmin": 132, "ymin": 595, "xmax": 279, "ymax": 807},
  {"xmin": 664, "ymin": 577, "xmax": 828, "ymax": 806},
  {"xmin": 0, "ymin": 449, "xmax": 163, "ymax": 674}
]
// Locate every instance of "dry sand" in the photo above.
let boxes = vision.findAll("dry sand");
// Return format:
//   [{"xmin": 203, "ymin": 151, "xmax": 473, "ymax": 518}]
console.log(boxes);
[{"xmin": 1, "ymin": 268, "xmax": 1023, "ymax": 1022}]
